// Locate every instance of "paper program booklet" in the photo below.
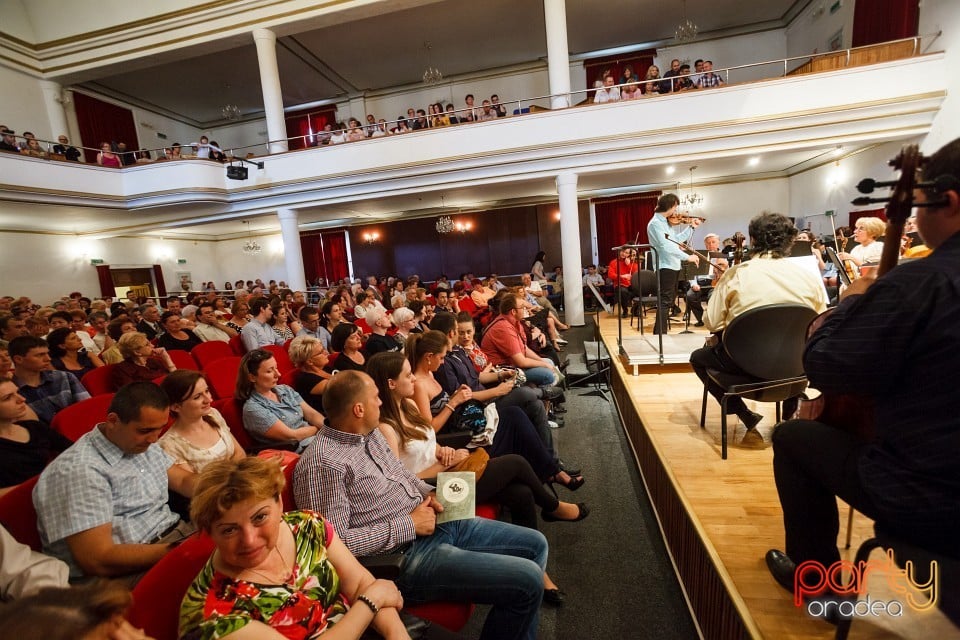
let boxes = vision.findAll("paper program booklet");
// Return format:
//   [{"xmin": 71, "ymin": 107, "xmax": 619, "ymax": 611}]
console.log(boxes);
[{"xmin": 435, "ymin": 472, "xmax": 476, "ymax": 524}]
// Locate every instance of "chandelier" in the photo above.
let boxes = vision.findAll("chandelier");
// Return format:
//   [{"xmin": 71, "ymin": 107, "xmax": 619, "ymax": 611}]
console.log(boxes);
[
  {"xmin": 682, "ymin": 166, "xmax": 703, "ymax": 208},
  {"xmin": 222, "ymin": 104, "xmax": 242, "ymax": 121},
  {"xmin": 242, "ymin": 221, "xmax": 262, "ymax": 254},
  {"xmin": 675, "ymin": 0, "xmax": 699, "ymax": 42},
  {"xmin": 422, "ymin": 42, "xmax": 443, "ymax": 85},
  {"xmin": 435, "ymin": 216, "xmax": 473, "ymax": 234},
  {"xmin": 435, "ymin": 216, "xmax": 455, "ymax": 233}
]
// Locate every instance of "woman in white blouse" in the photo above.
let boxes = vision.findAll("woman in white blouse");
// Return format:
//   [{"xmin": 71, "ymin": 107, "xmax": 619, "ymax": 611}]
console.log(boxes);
[{"xmin": 159, "ymin": 370, "xmax": 245, "ymax": 473}]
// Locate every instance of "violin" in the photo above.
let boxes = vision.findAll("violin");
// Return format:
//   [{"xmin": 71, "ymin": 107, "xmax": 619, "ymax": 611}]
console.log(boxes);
[
  {"xmin": 835, "ymin": 229, "xmax": 859, "ymax": 282},
  {"xmin": 732, "ymin": 232, "xmax": 745, "ymax": 265},
  {"xmin": 798, "ymin": 145, "xmax": 924, "ymax": 440},
  {"xmin": 661, "ymin": 234, "xmax": 728, "ymax": 276}
]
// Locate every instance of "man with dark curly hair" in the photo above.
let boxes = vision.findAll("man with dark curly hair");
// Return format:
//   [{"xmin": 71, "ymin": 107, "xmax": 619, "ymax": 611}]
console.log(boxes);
[{"xmin": 689, "ymin": 212, "xmax": 827, "ymax": 429}]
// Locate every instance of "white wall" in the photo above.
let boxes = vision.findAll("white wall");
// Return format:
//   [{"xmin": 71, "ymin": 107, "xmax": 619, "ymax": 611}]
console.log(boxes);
[
  {"xmin": 919, "ymin": 0, "xmax": 960, "ymax": 154},
  {"xmin": 0, "ymin": 231, "xmax": 295, "ymax": 302},
  {"xmin": 787, "ymin": 141, "xmax": 904, "ymax": 236},
  {"xmin": 655, "ymin": 29, "xmax": 788, "ymax": 85},
  {"xmin": 212, "ymin": 234, "xmax": 289, "ymax": 286},
  {"xmin": 673, "ymin": 178, "xmax": 791, "ymax": 243},
  {"xmin": 13, "ymin": 0, "xmax": 205, "ymax": 42},
  {"xmin": 786, "ymin": 0, "xmax": 856, "ymax": 61},
  {"xmin": 0, "ymin": 0, "xmax": 36, "ymax": 41},
  {"xmin": 0, "ymin": 64, "xmax": 53, "ymax": 140}
]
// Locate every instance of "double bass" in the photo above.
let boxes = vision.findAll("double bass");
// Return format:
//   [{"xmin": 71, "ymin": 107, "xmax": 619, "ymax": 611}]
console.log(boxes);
[{"xmin": 798, "ymin": 145, "xmax": 924, "ymax": 440}]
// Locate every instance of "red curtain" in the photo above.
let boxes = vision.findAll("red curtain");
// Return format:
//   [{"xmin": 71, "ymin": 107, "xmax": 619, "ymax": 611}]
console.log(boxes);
[
  {"xmin": 285, "ymin": 105, "xmax": 338, "ymax": 150},
  {"xmin": 73, "ymin": 92, "xmax": 140, "ymax": 163},
  {"xmin": 95, "ymin": 265, "xmax": 116, "ymax": 297},
  {"xmin": 594, "ymin": 192, "xmax": 661, "ymax": 266},
  {"xmin": 153, "ymin": 265, "xmax": 166, "ymax": 297},
  {"xmin": 852, "ymin": 0, "xmax": 919, "ymax": 48},
  {"xmin": 583, "ymin": 50, "xmax": 657, "ymax": 102},
  {"xmin": 849, "ymin": 208, "xmax": 886, "ymax": 228},
  {"xmin": 301, "ymin": 231, "xmax": 349, "ymax": 285}
]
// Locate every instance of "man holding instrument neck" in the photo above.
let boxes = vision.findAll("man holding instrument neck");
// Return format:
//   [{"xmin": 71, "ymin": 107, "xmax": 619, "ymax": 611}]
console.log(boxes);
[
  {"xmin": 689, "ymin": 212, "xmax": 827, "ymax": 429},
  {"xmin": 646, "ymin": 194, "xmax": 701, "ymax": 334},
  {"xmin": 685, "ymin": 233, "xmax": 727, "ymax": 327},
  {"xmin": 765, "ymin": 139, "xmax": 960, "ymax": 622}
]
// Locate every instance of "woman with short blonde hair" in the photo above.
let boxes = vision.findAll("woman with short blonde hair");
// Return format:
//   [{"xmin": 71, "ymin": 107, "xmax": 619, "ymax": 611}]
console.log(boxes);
[{"xmin": 181, "ymin": 456, "xmax": 412, "ymax": 640}]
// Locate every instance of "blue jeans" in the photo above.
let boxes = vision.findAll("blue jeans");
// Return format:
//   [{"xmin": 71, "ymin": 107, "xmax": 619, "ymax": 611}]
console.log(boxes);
[
  {"xmin": 522, "ymin": 365, "xmax": 557, "ymax": 387},
  {"xmin": 397, "ymin": 518, "xmax": 547, "ymax": 640}
]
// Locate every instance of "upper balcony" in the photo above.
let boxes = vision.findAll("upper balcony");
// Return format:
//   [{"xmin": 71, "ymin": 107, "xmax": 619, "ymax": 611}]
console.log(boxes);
[{"xmin": 0, "ymin": 43, "xmax": 947, "ymax": 237}]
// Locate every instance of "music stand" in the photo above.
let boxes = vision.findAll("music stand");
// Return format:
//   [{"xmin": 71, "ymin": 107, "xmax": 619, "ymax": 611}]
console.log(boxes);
[{"xmin": 826, "ymin": 247, "xmax": 852, "ymax": 286}]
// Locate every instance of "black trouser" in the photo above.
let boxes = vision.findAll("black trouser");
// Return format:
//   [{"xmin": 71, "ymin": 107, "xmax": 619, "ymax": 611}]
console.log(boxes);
[
  {"xmin": 475, "ymin": 454, "xmax": 560, "ymax": 529},
  {"xmin": 689, "ymin": 341, "xmax": 752, "ymax": 418},
  {"xmin": 771, "ymin": 420, "xmax": 881, "ymax": 572},
  {"xmin": 653, "ymin": 268, "xmax": 679, "ymax": 334},
  {"xmin": 684, "ymin": 287, "xmax": 711, "ymax": 323}
]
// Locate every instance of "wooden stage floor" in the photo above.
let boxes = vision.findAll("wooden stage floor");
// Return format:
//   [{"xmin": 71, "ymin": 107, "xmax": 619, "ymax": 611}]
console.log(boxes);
[{"xmin": 596, "ymin": 311, "xmax": 956, "ymax": 640}]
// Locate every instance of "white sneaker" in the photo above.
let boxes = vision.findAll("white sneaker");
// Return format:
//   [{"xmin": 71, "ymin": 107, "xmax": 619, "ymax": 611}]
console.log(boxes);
[
  {"xmin": 556, "ymin": 338, "xmax": 569, "ymax": 345},
  {"xmin": 548, "ymin": 420, "xmax": 561, "ymax": 429}
]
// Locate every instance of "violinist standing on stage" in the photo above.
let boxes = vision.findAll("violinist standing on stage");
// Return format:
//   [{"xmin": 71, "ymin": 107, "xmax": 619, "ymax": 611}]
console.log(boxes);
[
  {"xmin": 689, "ymin": 212, "xmax": 827, "ymax": 430},
  {"xmin": 766, "ymin": 138, "xmax": 960, "ymax": 622},
  {"xmin": 647, "ymin": 194, "xmax": 701, "ymax": 334},
  {"xmin": 685, "ymin": 233, "xmax": 727, "ymax": 327}
]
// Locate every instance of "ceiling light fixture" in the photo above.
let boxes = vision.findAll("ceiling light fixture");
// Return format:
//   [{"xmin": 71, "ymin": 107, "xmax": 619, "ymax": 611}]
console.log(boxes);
[
  {"xmin": 665, "ymin": 165, "xmax": 675, "ymax": 176},
  {"xmin": 222, "ymin": 104, "xmax": 242, "ymax": 120},
  {"xmin": 242, "ymin": 221, "xmax": 262, "ymax": 254},
  {"xmin": 682, "ymin": 165, "xmax": 703, "ymax": 208},
  {"xmin": 422, "ymin": 42, "xmax": 443, "ymax": 85},
  {"xmin": 436, "ymin": 215, "xmax": 455, "ymax": 233},
  {"xmin": 748, "ymin": 156, "xmax": 760, "ymax": 167},
  {"xmin": 675, "ymin": 0, "xmax": 699, "ymax": 42}
]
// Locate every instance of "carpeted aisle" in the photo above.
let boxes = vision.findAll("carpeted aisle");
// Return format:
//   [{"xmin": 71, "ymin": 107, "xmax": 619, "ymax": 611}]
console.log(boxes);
[{"xmin": 463, "ymin": 316, "xmax": 698, "ymax": 639}]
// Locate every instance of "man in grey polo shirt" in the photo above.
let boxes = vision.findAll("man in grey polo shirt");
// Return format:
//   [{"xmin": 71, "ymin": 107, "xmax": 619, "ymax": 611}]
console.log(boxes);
[
  {"xmin": 240, "ymin": 298, "xmax": 286, "ymax": 352},
  {"xmin": 33, "ymin": 382, "xmax": 196, "ymax": 582}
]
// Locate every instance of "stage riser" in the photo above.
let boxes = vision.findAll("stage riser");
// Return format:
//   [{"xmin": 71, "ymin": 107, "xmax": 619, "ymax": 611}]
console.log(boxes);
[{"xmin": 612, "ymin": 364, "xmax": 752, "ymax": 640}]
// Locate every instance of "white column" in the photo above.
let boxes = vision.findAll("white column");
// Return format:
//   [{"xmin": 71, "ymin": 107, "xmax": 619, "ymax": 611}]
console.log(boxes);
[
  {"xmin": 277, "ymin": 209, "xmax": 306, "ymax": 290},
  {"xmin": 252, "ymin": 28, "xmax": 289, "ymax": 154},
  {"xmin": 62, "ymin": 90, "xmax": 84, "ymax": 161},
  {"xmin": 557, "ymin": 171, "xmax": 584, "ymax": 326},
  {"xmin": 39, "ymin": 80, "xmax": 70, "ymax": 143},
  {"xmin": 543, "ymin": 0, "xmax": 571, "ymax": 109}
]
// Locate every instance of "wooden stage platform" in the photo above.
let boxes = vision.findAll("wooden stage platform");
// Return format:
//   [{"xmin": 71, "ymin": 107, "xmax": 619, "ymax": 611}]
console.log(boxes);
[{"xmin": 596, "ymin": 311, "xmax": 956, "ymax": 640}]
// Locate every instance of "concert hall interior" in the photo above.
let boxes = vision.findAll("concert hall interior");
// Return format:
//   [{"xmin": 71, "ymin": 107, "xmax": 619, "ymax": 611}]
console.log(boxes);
[{"xmin": 1, "ymin": 1, "xmax": 959, "ymax": 638}]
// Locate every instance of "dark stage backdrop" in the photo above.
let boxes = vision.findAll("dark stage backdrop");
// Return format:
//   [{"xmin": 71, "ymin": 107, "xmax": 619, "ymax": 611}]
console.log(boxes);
[{"xmin": 345, "ymin": 202, "xmax": 591, "ymax": 281}]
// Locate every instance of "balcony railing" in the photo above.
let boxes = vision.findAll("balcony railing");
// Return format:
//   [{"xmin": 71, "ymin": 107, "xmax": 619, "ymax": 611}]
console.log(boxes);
[{"xmin": 0, "ymin": 33, "xmax": 941, "ymax": 168}]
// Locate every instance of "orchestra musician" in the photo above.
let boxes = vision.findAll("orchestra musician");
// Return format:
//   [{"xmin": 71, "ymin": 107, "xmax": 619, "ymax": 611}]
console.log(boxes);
[
  {"xmin": 765, "ymin": 138, "xmax": 960, "ymax": 621},
  {"xmin": 689, "ymin": 212, "xmax": 827, "ymax": 430},
  {"xmin": 646, "ymin": 194, "xmax": 701, "ymax": 334},
  {"xmin": 837, "ymin": 216, "xmax": 885, "ymax": 269},
  {"xmin": 684, "ymin": 233, "xmax": 727, "ymax": 327},
  {"xmin": 607, "ymin": 246, "xmax": 639, "ymax": 310}
]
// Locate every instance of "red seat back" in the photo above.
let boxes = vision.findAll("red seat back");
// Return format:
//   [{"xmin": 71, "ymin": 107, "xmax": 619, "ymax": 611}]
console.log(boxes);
[
  {"xmin": 191, "ymin": 340, "xmax": 234, "ymax": 368},
  {"xmin": 128, "ymin": 533, "xmax": 215, "ymax": 640},
  {"xmin": 256, "ymin": 450, "xmax": 300, "ymax": 510},
  {"xmin": 228, "ymin": 334, "xmax": 245, "ymax": 355},
  {"xmin": 263, "ymin": 344, "xmax": 294, "ymax": 376},
  {"xmin": 202, "ymin": 356, "xmax": 242, "ymax": 400},
  {"xmin": 50, "ymin": 393, "xmax": 115, "ymax": 442},
  {"xmin": 166, "ymin": 349, "xmax": 198, "ymax": 371},
  {"xmin": 457, "ymin": 297, "xmax": 477, "ymax": 314},
  {"xmin": 80, "ymin": 364, "xmax": 117, "ymax": 396},
  {"xmin": 212, "ymin": 397, "xmax": 254, "ymax": 451},
  {"xmin": 279, "ymin": 368, "xmax": 299, "ymax": 387},
  {"xmin": 0, "ymin": 476, "xmax": 42, "ymax": 551}
]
